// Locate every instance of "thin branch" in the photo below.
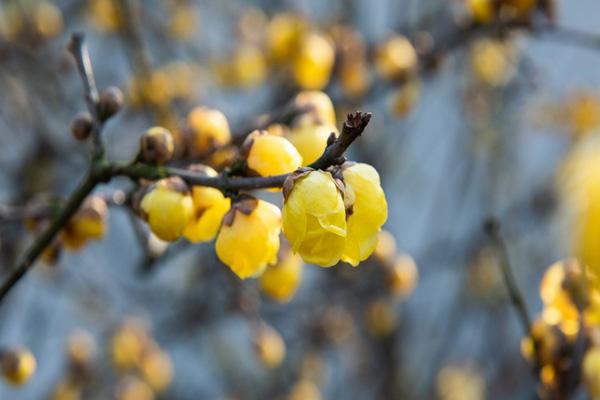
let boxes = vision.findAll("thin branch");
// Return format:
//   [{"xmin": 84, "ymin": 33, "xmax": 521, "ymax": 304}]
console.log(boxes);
[
  {"xmin": 67, "ymin": 33, "xmax": 105, "ymax": 159},
  {"xmin": 115, "ymin": 111, "xmax": 373, "ymax": 190},
  {"xmin": 0, "ymin": 173, "xmax": 98, "ymax": 303},
  {"xmin": 483, "ymin": 218, "xmax": 533, "ymax": 334}
]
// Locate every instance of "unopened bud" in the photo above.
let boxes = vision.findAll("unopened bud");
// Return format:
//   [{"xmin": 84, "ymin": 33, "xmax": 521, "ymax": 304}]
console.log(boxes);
[
  {"xmin": 140, "ymin": 127, "xmax": 175, "ymax": 165},
  {"xmin": 70, "ymin": 112, "xmax": 94, "ymax": 140},
  {"xmin": 98, "ymin": 86, "xmax": 123, "ymax": 121}
]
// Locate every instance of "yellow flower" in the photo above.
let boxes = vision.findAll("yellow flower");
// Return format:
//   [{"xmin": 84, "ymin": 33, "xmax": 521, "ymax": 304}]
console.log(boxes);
[
  {"xmin": 558, "ymin": 136, "xmax": 600, "ymax": 278},
  {"xmin": 259, "ymin": 244, "xmax": 303, "ymax": 302},
  {"xmin": 110, "ymin": 319, "xmax": 149, "ymax": 370},
  {"xmin": 253, "ymin": 323, "xmax": 286, "ymax": 369},
  {"xmin": 503, "ymin": 0, "xmax": 537, "ymax": 19},
  {"xmin": 387, "ymin": 254, "xmax": 418, "ymax": 298},
  {"xmin": 466, "ymin": 0, "xmax": 494, "ymax": 23},
  {"xmin": 341, "ymin": 163, "xmax": 388, "ymax": 266},
  {"xmin": 292, "ymin": 32, "xmax": 335, "ymax": 90},
  {"xmin": 32, "ymin": 1, "xmax": 63, "ymax": 39},
  {"xmin": 244, "ymin": 130, "xmax": 302, "ymax": 177},
  {"xmin": 61, "ymin": 195, "xmax": 108, "ymax": 251},
  {"xmin": 265, "ymin": 13, "xmax": 305, "ymax": 64},
  {"xmin": 88, "ymin": 0, "xmax": 122, "ymax": 33},
  {"xmin": 140, "ymin": 178, "xmax": 194, "ymax": 242},
  {"xmin": 186, "ymin": 107, "xmax": 231, "ymax": 154},
  {"xmin": 282, "ymin": 170, "xmax": 346, "ymax": 267},
  {"xmin": 183, "ymin": 166, "xmax": 231, "ymax": 243},
  {"xmin": 1, "ymin": 347, "xmax": 36, "ymax": 386},
  {"xmin": 470, "ymin": 39, "xmax": 517, "ymax": 87},
  {"xmin": 292, "ymin": 91, "xmax": 336, "ymax": 127},
  {"xmin": 216, "ymin": 197, "xmax": 281, "ymax": 279},
  {"xmin": 375, "ymin": 35, "xmax": 417, "ymax": 81},
  {"xmin": 139, "ymin": 349, "xmax": 173, "ymax": 392},
  {"xmin": 584, "ymin": 347, "xmax": 600, "ymax": 398},
  {"xmin": 230, "ymin": 44, "xmax": 267, "ymax": 88},
  {"xmin": 116, "ymin": 377, "xmax": 154, "ymax": 400},
  {"xmin": 287, "ymin": 124, "xmax": 336, "ymax": 166}
]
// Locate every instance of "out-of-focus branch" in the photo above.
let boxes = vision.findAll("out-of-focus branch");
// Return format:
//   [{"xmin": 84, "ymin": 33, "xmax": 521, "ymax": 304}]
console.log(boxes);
[
  {"xmin": 483, "ymin": 218, "xmax": 533, "ymax": 335},
  {"xmin": 67, "ymin": 33, "xmax": 105, "ymax": 159}
]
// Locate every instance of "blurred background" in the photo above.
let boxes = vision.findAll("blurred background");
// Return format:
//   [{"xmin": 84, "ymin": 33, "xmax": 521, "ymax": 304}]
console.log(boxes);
[{"xmin": 1, "ymin": 0, "xmax": 600, "ymax": 399}]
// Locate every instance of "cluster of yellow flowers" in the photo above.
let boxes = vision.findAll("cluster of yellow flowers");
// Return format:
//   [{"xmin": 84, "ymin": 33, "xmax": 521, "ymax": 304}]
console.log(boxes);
[
  {"xmin": 48, "ymin": 321, "xmax": 172, "ymax": 400},
  {"xmin": 212, "ymin": 10, "xmax": 421, "ymax": 115},
  {"xmin": 465, "ymin": 0, "xmax": 542, "ymax": 24},
  {"xmin": 0, "ymin": 1, "xmax": 63, "ymax": 43},
  {"xmin": 519, "ymin": 260, "xmax": 600, "ymax": 397},
  {"xmin": 132, "ymin": 91, "xmax": 388, "ymax": 286}
]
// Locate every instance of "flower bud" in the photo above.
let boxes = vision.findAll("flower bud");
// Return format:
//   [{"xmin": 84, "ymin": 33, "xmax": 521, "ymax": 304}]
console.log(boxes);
[
  {"xmin": 259, "ymin": 243, "xmax": 303, "ymax": 302},
  {"xmin": 365, "ymin": 300, "xmax": 396, "ymax": 337},
  {"xmin": 140, "ymin": 178, "xmax": 194, "ymax": 242},
  {"xmin": 139, "ymin": 348, "xmax": 173, "ymax": 392},
  {"xmin": 287, "ymin": 124, "xmax": 337, "ymax": 166},
  {"xmin": 140, "ymin": 126, "xmax": 175, "ymax": 165},
  {"xmin": 282, "ymin": 170, "xmax": 346, "ymax": 267},
  {"xmin": 97, "ymin": 86, "xmax": 124, "ymax": 121},
  {"xmin": 216, "ymin": 197, "xmax": 281, "ymax": 279},
  {"xmin": 387, "ymin": 254, "xmax": 418, "ymax": 298},
  {"xmin": 110, "ymin": 319, "xmax": 150, "ymax": 371},
  {"xmin": 244, "ymin": 130, "xmax": 302, "ymax": 177},
  {"xmin": 183, "ymin": 166, "xmax": 231, "ymax": 243},
  {"xmin": 67, "ymin": 329, "xmax": 96, "ymax": 368},
  {"xmin": 266, "ymin": 13, "xmax": 305, "ymax": 64},
  {"xmin": 375, "ymin": 35, "xmax": 417, "ymax": 81},
  {"xmin": 341, "ymin": 163, "xmax": 388, "ymax": 266},
  {"xmin": 292, "ymin": 91, "xmax": 336, "ymax": 127},
  {"xmin": 288, "ymin": 379, "xmax": 322, "ymax": 400},
  {"xmin": 253, "ymin": 323, "xmax": 286, "ymax": 369},
  {"xmin": 1, "ymin": 347, "xmax": 36, "ymax": 386},
  {"xmin": 292, "ymin": 32, "xmax": 334, "ymax": 90},
  {"xmin": 466, "ymin": 0, "xmax": 494, "ymax": 24},
  {"xmin": 61, "ymin": 195, "xmax": 108, "ymax": 251},
  {"xmin": 70, "ymin": 112, "xmax": 94, "ymax": 140},
  {"xmin": 186, "ymin": 107, "xmax": 231, "ymax": 155}
]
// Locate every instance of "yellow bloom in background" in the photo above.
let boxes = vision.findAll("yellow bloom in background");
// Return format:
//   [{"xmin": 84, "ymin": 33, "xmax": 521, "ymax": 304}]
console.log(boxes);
[
  {"xmin": 110, "ymin": 319, "xmax": 149, "ymax": 371},
  {"xmin": 61, "ymin": 195, "xmax": 108, "ymax": 251},
  {"xmin": 32, "ymin": 1, "xmax": 63, "ymax": 39},
  {"xmin": 466, "ymin": 0, "xmax": 494, "ymax": 24},
  {"xmin": 293, "ymin": 91, "xmax": 337, "ymax": 127},
  {"xmin": 375, "ymin": 35, "xmax": 417, "ymax": 81},
  {"xmin": 387, "ymin": 253, "xmax": 419, "ymax": 298},
  {"xmin": 365, "ymin": 299, "xmax": 396, "ymax": 337},
  {"xmin": 584, "ymin": 347, "xmax": 600, "ymax": 398},
  {"xmin": 245, "ymin": 130, "xmax": 302, "ymax": 177},
  {"xmin": 230, "ymin": 44, "xmax": 267, "ymax": 88},
  {"xmin": 0, "ymin": 347, "xmax": 36, "ymax": 386},
  {"xmin": 558, "ymin": 136, "xmax": 600, "ymax": 278},
  {"xmin": 183, "ymin": 167, "xmax": 231, "ymax": 243},
  {"xmin": 216, "ymin": 198, "xmax": 281, "ymax": 279},
  {"xmin": 292, "ymin": 32, "xmax": 335, "ymax": 90},
  {"xmin": 503, "ymin": 0, "xmax": 537, "ymax": 19},
  {"xmin": 436, "ymin": 364, "xmax": 486, "ymax": 400},
  {"xmin": 283, "ymin": 170, "xmax": 346, "ymax": 267},
  {"xmin": 391, "ymin": 79, "xmax": 421, "ymax": 117},
  {"xmin": 89, "ymin": 0, "xmax": 122, "ymax": 33},
  {"xmin": 139, "ymin": 349, "xmax": 173, "ymax": 392},
  {"xmin": 470, "ymin": 39, "xmax": 517, "ymax": 87},
  {"xmin": 253, "ymin": 323, "xmax": 286, "ymax": 369},
  {"xmin": 565, "ymin": 91, "xmax": 600, "ymax": 137},
  {"xmin": 341, "ymin": 163, "xmax": 388, "ymax": 266},
  {"xmin": 265, "ymin": 13, "xmax": 305, "ymax": 64},
  {"xmin": 287, "ymin": 379, "xmax": 322, "ymax": 400},
  {"xmin": 140, "ymin": 178, "xmax": 194, "ymax": 242},
  {"xmin": 287, "ymin": 124, "xmax": 337, "ymax": 166},
  {"xmin": 186, "ymin": 107, "xmax": 231, "ymax": 155},
  {"xmin": 116, "ymin": 377, "xmax": 154, "ymax": 400},
  {"xmin": 259, "ymin": 244, "xmax": 304, "ymax": 302}
]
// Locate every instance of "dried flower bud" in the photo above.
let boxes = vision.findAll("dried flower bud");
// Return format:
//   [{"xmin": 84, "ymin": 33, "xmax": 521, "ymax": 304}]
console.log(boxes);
[
  {"xmin": 140, "ymin": 127, "xmax": 175, "ymax": 165},
  {"xmin": 98, "ymin": 86, "xmax": 124, "ymax": 121},
  {"xmin": 70, "ymin": 112, "xmax": 94, "ymax": 140}
]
